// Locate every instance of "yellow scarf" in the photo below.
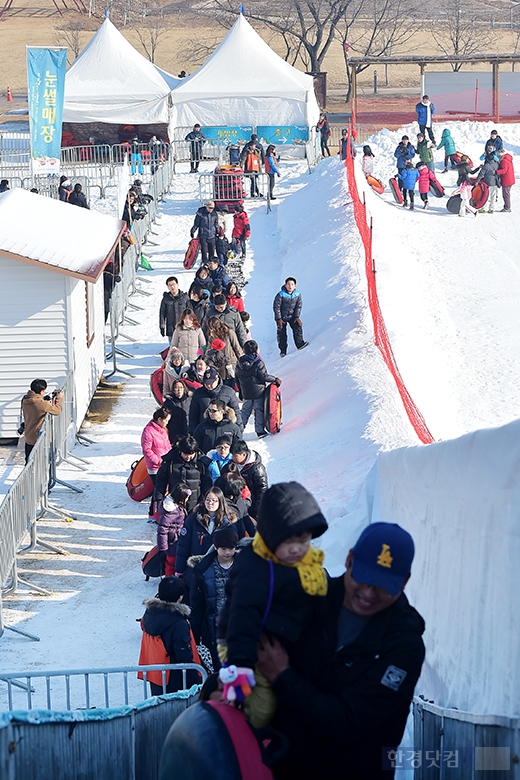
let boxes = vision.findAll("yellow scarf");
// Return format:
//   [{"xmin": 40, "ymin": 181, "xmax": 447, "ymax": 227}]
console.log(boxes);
[{"xmin": 252, "ymin": 533, "xmax": 328, "ymax": 596}]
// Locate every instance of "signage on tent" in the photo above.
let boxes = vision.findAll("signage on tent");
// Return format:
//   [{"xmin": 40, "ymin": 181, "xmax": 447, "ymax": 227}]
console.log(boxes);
[
  {"xmin": 203, "ymin": 126, "xmax": 254, "ymax": 144},
  {"xmin": 26, "ymin": 47, "xmax": 67, "ymax": 175},
  {"xmin": 256, "ymin": 126, "xmax": 309, "ymax": 145}
]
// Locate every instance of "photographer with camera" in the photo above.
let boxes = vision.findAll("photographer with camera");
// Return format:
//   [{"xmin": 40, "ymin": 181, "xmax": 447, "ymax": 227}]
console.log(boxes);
[{"xmin": 21, "ymin": 379, "xmax": 63, "ymax": 463}]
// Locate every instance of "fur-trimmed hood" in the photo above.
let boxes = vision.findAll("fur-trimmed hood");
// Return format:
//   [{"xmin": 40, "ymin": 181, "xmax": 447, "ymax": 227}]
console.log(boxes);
[
  {"xmin": 202, "ymin": 405, "xmax": 237, "ymax": 424},
  {"xmin": 143, "ymin": 597, "xmax": 191, "ymax": 617}
]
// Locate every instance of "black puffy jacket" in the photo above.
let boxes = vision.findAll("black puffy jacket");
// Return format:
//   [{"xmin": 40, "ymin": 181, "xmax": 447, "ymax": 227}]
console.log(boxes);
[
  {"xmin": 271, "ymin": 580, "xmax": 426, "ymax": 780},
  {"xmin": 189, "ymin": 379, "xmax": 241, "ymax": 433},
  {"xmin": 141, "ymin": 597, "xmax": 199, "ymax": 692},
  {"xmin": 192, "ymin": 207, "xmax": 218, "ymax": 240},
  {"xmin": 236, "ymin": 354, "xmax": 276, "ymax": 400},
  {"xmin": 175, "ymin": 511, "xmax": 233, "ymax": 576},
  {"xmin": 162, "ymin": 394, "xmax": 191, "ymax": 445},
  {"xmin": 193, "ymin": 408, "xmax": 242, "ymax": 454},
  {"xmin": 159, "ymin": 290, "xmax": 189, "ymax": 338},
  {"xmin": 273, "ymin": 287, "xmax": 302, "ymax": 322},
  {"xmin": 154, "ymin": 448, "xmax": 211, "ymax": 513},
  {"xmin": 237, "ymin": 450, "xmax": 268, "ymax": 519}
]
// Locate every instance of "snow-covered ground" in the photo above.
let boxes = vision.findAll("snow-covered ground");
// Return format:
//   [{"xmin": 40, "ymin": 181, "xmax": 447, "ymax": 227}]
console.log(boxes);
[{"xmin": 1, "ymin": 122, "xmax": 519, "ymax": 721}]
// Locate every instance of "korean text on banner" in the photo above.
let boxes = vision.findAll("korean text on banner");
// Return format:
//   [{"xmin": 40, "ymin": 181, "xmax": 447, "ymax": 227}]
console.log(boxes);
[{"xmin": 27, "ymin": 47, "xmax": 67, "ymax": 175}]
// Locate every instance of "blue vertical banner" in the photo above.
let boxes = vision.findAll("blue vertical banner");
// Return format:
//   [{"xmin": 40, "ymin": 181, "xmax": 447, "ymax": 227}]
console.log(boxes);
[{"xmin": 27, "ymin": 47, "xmax": 67, "ymax": 175}]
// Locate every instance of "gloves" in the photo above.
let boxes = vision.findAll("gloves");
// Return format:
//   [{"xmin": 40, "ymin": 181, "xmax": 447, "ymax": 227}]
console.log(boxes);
[
  {"xmin": 160, "ymin": 328, "xmax": 165, "ymax": 337},
  {"xmin": 277, "ymin": 173, "xmax": 281, "ymax": 177},
  {"xmin": 276, "ymin": 319, "xmax": 284, "ymax": 330},
  {"xmin": 190, "ymin": 230, "xmax": 196, "ymax": 238},
  {"xmin": 219, "ymin": 665, "xmax": 256, "ymax": 703},
  {"xmin": 275, "ymin": 378, "xmax": 282, "ymax": 387},
  {"xmin": 293, "ymin": 317, "xmax": 302, "ymax": 327}
]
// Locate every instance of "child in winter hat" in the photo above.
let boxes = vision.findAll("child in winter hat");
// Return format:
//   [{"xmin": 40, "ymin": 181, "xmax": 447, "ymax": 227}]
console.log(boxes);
[{"xmin": 218, "ymin": 481, "xmax": 328, "ymax": 727}]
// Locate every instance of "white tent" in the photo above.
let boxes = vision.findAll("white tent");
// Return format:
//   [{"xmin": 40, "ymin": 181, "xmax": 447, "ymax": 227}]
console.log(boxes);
[
  {"xmin": 63, "ymin": 18, "xmax": 179, "ymax": 125},
  {"xmin": 170, "ymin": 14, "xmax": 320, "ymax": 129}
]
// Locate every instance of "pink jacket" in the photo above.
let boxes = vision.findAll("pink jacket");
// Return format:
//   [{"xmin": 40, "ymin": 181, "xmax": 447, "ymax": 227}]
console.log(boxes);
[
  {"xmin": 141, "ymin": 420, "xmax": 171, "ymax": 474},
  {"xmin": 418, "ymin": 166, "xmax": 435, "ymax": 194}
]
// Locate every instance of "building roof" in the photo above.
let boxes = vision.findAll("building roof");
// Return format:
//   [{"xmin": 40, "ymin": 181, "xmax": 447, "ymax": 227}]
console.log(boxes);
[{"xmin": 0, "ymin": 188, "xmax": 125, "ymax": 282}]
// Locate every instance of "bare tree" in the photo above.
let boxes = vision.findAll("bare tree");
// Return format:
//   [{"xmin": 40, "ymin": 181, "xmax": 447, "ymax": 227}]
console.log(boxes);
[
  {"xmin": 55, "ymin": 19, "xmax": 93, "ymax": 65},
  {"xmin": 177, "ymin": 34, "xmax": 221, "ymax": 70},
  {"xmin": 210, "ymin": 0, "xmax": 356, "ymax": 72},
  {"xmin": 341, "ymin": 0, "xmax": 420, "ymax": 100},
  {"xmin": 133, "ymin": 16, "xmax": 170, "ymax": 63},
  {"xmin": 430, "ymin": 0, "xmax": 496, "ymax": 71}
]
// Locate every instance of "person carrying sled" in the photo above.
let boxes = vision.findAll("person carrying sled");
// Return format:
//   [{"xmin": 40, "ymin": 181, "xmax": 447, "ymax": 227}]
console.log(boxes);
[
  {"xmin": 317, "ymin": 112, "xmax": 331, "ymax": 157},
  {"xmin": 415, "ymin": 95, "xmax": 436, "ymax": 143},
  {"xmin": 138, "ymin": 576, "xmax": 199, "ymax": 695},
  {"xmin": 393, "ymin": 136, "xmax": 415, "ymax": 190},
  {"xmin": 257, "ymin": 521, "xmax": 425, "ymax": 780},
  {"xmin": 273, "ymin": 277, "xmax": 309, "ymax": 357},
  {"xmin": 416, "ymin": 161, "xmax": 436, "ymax": 210},
  {"xmin": 231, "ymin": 204, "xmax": 250, "ymax": 260},
  {"xmin": 185, "ymin": 123, "xmax": 206, "ymax": 173},
  {"xmin": 476, "ymin": 152, "xmax": 501, "ymax": 213},
  {"xmin": 191, "ymin": 201, "xmax": 219, "ymax": 265},
  {"xmin": 217, "ymin": 481, "xmax": 328, "ymax": 728},
  {"xmin": 497, "ymin": 148, "xmax": 515, "ymax": 212},
  {"xmin": 454, "ymin": 168, "xmax": 478, "ymax": 218},
  {"xmin": 240, "ymin": 140, "xmax": 262, "ymax": 198},
  {"xmin": 398, "ymin": 160, "xmax": 419, "ymax": 210},
  {"xmin": 236, "ymin": 340, "xmax": 281, "ymax": 439},
  {"xmin": 437, "ymin": 128, "xmax": 457, "ymax": 172}
]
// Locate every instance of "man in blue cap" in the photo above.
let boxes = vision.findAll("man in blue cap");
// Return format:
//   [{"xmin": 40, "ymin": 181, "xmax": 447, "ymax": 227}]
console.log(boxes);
[{"xmin": 258, "ymin": 521, "xmax": 425, "ymax": 780}]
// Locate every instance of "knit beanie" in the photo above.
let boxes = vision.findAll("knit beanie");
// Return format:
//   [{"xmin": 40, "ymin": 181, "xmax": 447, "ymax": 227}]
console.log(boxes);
[
  {"xmin": 213, "ymin": 526, "xmax": 239, "ymax": 549},
  {"xmin": 257, "ymin": 482, "xmax": 328, "ymax": 552}
]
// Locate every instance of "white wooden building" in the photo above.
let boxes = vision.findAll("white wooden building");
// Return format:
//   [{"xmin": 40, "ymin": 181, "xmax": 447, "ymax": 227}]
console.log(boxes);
[{"xmin": 0, "ymin": 188, "xmax": 124, "ymax": 439}]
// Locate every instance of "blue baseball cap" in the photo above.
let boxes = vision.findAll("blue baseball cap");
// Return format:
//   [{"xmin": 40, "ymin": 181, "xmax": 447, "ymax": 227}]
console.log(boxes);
[{"xmin": 351, "ymin": 522, "xmax": 415, "ymax": 596}]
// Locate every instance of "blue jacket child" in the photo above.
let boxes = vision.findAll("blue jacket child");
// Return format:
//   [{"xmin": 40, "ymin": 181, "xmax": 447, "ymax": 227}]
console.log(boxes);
[
  {"xmin": 394, "ymin": 137, "xmax": 415, "ymax": 171},
  {"xmin": 398, "ymin": 161, "xmax": 419, "ymax": 208}
]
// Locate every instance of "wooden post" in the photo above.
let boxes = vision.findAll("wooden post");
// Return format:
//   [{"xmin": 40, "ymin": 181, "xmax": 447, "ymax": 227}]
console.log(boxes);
[
  {"xmin": 351, "ymin": 64, "xmax": 357, "ymax": 124},
  {"xmin": 420, "ymin": 63, "xmax": 426, "ymax": 97},
  {"xmin": 492, "ymin": 62, "xmax": 500, "ymax": 122}
]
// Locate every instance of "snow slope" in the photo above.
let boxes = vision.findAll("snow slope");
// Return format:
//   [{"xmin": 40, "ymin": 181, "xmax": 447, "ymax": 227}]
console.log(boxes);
[{"xmin": 1, "ymin": 123, "xmax": 519, "ymax": 721}]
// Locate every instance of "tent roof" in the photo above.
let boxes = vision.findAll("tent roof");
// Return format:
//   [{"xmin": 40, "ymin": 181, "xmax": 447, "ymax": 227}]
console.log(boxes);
[
  {"xmin": 0, "ymin": 189, "xmax": 125, "ymax": 283},
  {"xmin": 171, "ymin": 14, "xmax": 314, "ymax": 104},
  {"xmin": 63, "ymin": 18, "xmax": 179, "ymax": 123}
]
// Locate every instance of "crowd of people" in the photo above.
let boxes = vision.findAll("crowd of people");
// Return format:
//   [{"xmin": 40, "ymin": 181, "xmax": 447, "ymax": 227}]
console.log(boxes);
[
  {"xmin": 362, "ymin": 111, "xmax": 516, "ymax": 216},
  {"xmin": 133, "ymin": 154, "xmax": 426, "ymax": 779}
]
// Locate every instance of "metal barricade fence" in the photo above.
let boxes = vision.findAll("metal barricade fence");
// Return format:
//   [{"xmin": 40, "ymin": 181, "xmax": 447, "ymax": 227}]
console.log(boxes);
[{"xmin": 0, "ymin": 664, "xmax": 206, "ymax": 711}]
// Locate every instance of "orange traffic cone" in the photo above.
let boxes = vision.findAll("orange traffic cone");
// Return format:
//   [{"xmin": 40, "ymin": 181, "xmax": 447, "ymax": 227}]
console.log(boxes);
[{"xmin": 7, "ymin": 86, "xmax": 13, "ymax": 102}]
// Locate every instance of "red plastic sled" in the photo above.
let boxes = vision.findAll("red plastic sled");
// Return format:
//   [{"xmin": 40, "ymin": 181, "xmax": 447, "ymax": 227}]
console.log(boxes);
[
  {"xmin": 471, "ymin": 181, "xmax": 489, "ymax": 209},
  {"xmin": 429, "ymin": 178, "xmax": 444, "ymax": 198},
  {"xmin": 159, "ymin": 700, "xmax": 274, "ymax": 780},
  {"xmin": 389, "ymin": 177, "xmax": 404, "ymax": 204},
  {"xmin": 446, "ymin": 195, "xmax": 462, "ymax": 214},
  {"xmin": 214, "ymin": 164, "xmax": 245, "ymax": 209},
  {"xmin": 264, "ymin": 383, "xmax": 282, "ymax": 435},
  {"xmin": 452, "ymin": 151, "xmax": 474, "ymax": 167},
  {"xmin": 184, "ymin": 238, "xmax": 200, "ymax": 270},
  {"xmin": 366, "ymin": 174, "xmax": 385, "ymax": 194},
  {"xmin": 150, "ymin": 365, "xmax": 164, "ymax": 404},
  {"xmin": 127, "ymin": 457, "xmax": 155, "ymax": 502},
  {"xmin": 142, "ymin": 545, "xmax": 165, "ymax": 580}
]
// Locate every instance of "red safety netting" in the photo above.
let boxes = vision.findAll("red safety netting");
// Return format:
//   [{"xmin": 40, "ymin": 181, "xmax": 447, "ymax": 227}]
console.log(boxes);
[{"xmin": 345, "ymin": 128, "xmax": 435, "ymax": 445}]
